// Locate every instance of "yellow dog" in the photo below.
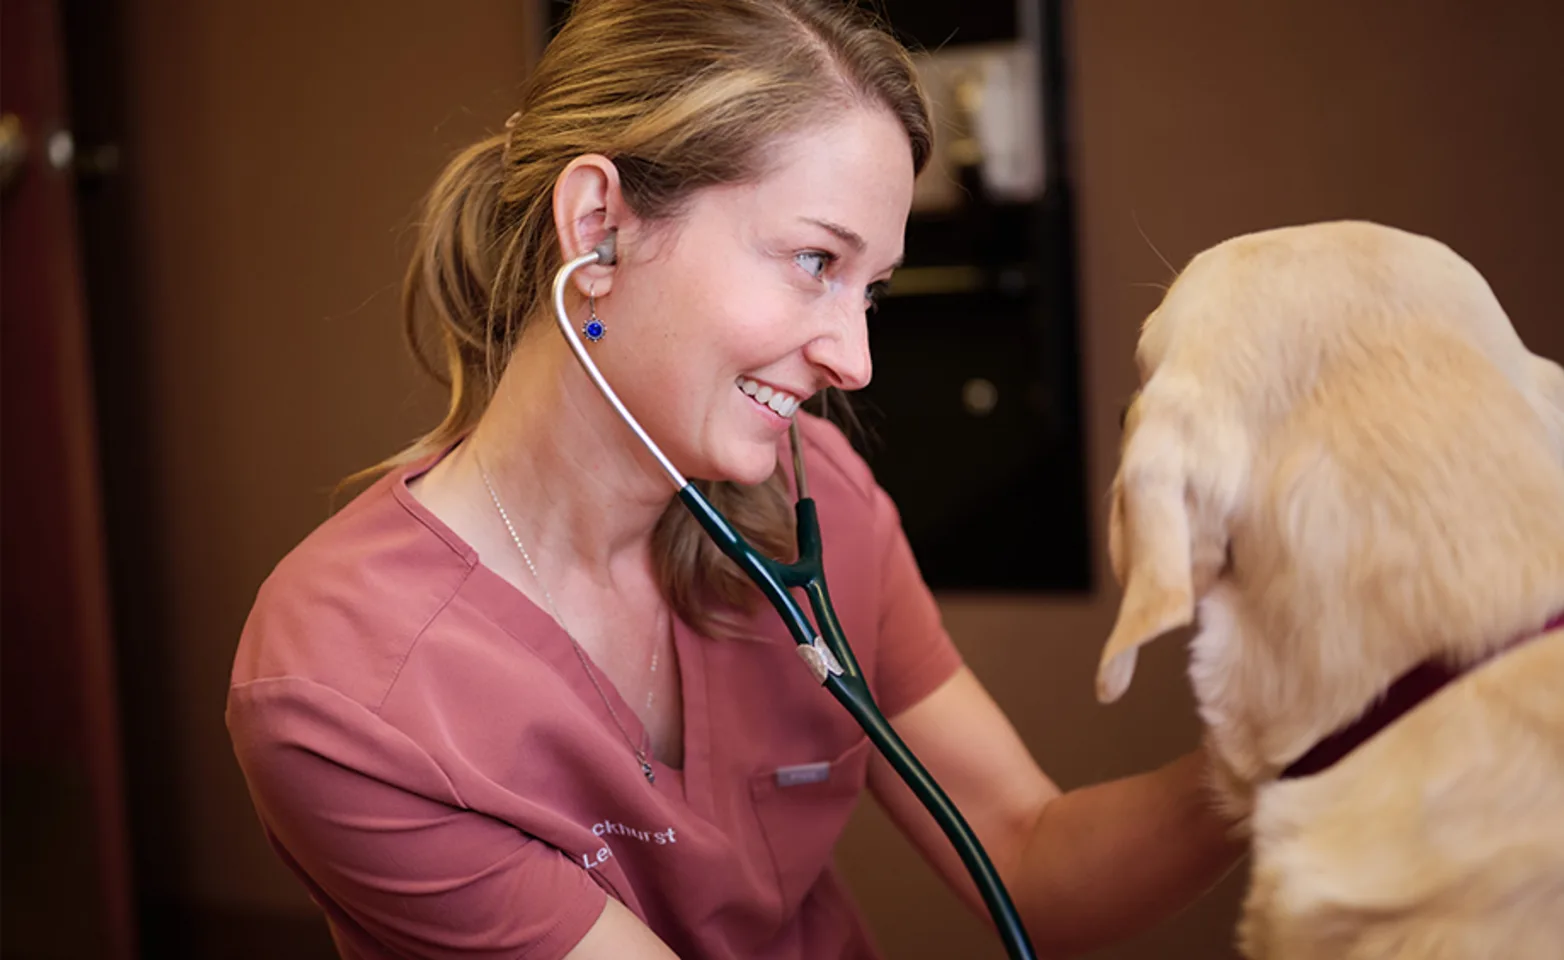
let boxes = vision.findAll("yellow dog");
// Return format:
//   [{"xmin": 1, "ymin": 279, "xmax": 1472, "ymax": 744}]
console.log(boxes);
[{"xmin": 1101, "ymin": 221, "xmax": 1564, "ymax": 959}]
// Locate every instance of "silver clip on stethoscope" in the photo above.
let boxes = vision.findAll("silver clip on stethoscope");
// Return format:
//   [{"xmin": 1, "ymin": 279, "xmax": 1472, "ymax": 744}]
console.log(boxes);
[{"xmin": 553, "ymin": 232, "xmax": 1037, "ymax": 960}]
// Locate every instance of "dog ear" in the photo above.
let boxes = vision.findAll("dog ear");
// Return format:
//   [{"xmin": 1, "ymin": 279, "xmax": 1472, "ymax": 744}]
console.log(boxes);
[{"xmin": 1097, "ymin": 396, "xmax": 1238, "ymax": 704}]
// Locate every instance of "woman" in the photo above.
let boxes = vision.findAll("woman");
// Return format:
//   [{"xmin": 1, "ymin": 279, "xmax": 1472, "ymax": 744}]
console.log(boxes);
[{"xmin": 226, "ymin": 1, "xmax": 1242, "ymax": 957}]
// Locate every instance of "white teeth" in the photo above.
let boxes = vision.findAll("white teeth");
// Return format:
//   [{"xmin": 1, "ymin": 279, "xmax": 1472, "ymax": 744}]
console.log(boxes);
[{"xmin": 735, "ymin": 377, "xmax": 800, "ymax": 418}]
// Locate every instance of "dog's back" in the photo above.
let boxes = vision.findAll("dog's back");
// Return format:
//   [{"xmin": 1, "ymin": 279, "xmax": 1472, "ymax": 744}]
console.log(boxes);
[{"xmin": 1241, "ymin": 626, "xmax": 1564, "ymax": 959}]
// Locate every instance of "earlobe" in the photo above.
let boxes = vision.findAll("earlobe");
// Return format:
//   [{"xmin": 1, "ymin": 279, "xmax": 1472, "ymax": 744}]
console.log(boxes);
[{"xmin": 552, "ymin": 154, "xmax": 625, "ymax": 297}]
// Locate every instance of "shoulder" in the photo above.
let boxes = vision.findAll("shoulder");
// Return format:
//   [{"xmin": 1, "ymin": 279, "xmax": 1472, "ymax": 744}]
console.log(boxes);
[
  {"xmin": 227, "ymin": 673, "xmax": 456, "ymax": 792},
  {"xmin": 789, "ymin": 411, "xmax": 908, "ymax": 548},
  {"xmin": 790, "ymin": 411, "xmax": 882, "ymax": 510},
  {"xmin": 785, "ymin": 410, "xmax": 910, "ymax": 574},
  {"xmin": 230, "ymin": 462, "xmax": 479, "ymax": 711}
]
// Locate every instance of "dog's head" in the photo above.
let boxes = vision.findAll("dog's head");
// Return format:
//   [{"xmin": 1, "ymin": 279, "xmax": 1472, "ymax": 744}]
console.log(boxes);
[{"xmin": 1099, "ymin": 220, "xmax": 1564, "ymax": 809}]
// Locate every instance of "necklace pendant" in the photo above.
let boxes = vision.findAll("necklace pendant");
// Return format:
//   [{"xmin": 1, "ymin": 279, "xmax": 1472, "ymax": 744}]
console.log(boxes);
[{"xmin": 641, "ymin": 759, "xmax": 656, "ymax": 784}]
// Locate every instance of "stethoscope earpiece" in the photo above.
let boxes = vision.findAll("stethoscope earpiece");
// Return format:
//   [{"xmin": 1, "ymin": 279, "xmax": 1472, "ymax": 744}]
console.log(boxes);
[{"xmin": 592, "ymin": 230, "xmax": 618, "ymax": 266}]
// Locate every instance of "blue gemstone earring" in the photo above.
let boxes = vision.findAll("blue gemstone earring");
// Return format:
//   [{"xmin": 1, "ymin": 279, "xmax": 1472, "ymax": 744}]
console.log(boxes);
[{"xmin": 582, "ymin": 288, "xmax": 605, "ymax": 343}]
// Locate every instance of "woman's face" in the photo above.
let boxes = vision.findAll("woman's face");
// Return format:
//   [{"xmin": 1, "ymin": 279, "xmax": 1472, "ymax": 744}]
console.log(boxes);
[{"xmin": 598, "ymin": 106, "xmax": 915, "ymax": 485}]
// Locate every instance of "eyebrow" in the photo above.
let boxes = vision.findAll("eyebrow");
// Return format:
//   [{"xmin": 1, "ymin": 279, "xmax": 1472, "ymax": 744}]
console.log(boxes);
[{"xmin": 799, "ymin": 217, "xmax": 904, "ymax": 272}]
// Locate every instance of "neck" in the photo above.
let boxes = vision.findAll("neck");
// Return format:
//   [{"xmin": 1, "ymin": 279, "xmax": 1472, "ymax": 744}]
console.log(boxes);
[
  {"xmin": 456, "ymin": 326, "xmax": 676, "ymax": 577},
  {"xmin": 1279, "ymin": 610, "xmax": 1564, "ymax": 780},
  {"xmin": 1195, "ymin": 489, "xmax": 1564, "ymax": 806}
]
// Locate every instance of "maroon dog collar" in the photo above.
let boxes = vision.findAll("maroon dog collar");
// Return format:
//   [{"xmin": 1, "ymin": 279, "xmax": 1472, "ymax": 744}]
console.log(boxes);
[{"xmin": 1279, "ymin": 611, "xmax": 1564, "ymax": 780}]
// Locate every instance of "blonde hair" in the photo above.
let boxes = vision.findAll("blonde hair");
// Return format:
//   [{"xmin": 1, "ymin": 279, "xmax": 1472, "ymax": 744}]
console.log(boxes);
[{"xmin": 370, "ymin": 0, "xmax": 930, "ymax": 635}]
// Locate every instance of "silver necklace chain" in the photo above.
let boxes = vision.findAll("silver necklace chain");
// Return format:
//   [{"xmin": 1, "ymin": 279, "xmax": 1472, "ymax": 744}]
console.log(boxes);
[{"xmin": 476, "ymin": 456, "xmax": 658, "ymax": 784}]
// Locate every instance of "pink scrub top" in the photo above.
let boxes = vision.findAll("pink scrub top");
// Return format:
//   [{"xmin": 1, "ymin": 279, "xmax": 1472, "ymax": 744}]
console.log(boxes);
[{"xmin": 227, "ymin": 414, "xmax": 964, "ymax": 959}]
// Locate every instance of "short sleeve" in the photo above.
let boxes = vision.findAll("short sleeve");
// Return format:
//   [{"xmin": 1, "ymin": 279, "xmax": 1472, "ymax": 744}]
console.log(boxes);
[
  {"xmin": 868, "ymin": 484, "xmax": 966, "ymax": 718},
  {"xmin": 227, "ymin": 677, "xmax": 607, "ymax": 960}
]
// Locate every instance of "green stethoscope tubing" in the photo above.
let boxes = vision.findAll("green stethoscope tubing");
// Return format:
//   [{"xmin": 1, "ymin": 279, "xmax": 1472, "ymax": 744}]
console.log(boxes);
[{"xmin": 553, "ymin": 242, "xmax": 1036, "ymax": 960}]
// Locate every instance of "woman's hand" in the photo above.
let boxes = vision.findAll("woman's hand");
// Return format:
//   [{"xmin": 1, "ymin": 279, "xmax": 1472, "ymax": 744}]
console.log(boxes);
[{"xmin": 868, "ymin": 667, "xmax": 1245, "ymax": 956}]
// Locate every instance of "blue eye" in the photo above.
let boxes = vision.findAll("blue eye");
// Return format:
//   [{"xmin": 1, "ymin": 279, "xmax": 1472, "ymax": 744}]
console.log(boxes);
[{"xmin": 795, "ymin": 250, "xmax": 831, "ymax": 279}]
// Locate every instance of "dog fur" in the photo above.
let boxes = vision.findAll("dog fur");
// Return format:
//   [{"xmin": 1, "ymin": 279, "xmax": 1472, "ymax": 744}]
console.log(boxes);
[{"xmin": 1098, "ymin": 220, "xmax": 1564, "ymax": 958}]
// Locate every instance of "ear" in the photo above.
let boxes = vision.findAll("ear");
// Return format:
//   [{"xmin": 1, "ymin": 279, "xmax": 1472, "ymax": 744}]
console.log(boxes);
[
  {"xmin": 552, "ymin": 154, "xmax": 627, "ymax": 297},
  {"xmin": 1098, "ymin": 437, "xmax": 1196, "ymax": 703},
  {"xmin": 1097, "ymin": 394, "xmax": 1239, "ymax": 704}
]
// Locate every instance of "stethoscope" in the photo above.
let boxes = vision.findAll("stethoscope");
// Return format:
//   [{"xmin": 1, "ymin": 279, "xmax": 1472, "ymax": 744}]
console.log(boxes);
[{"xmin": 554, "ymin": 232, "xmax": 1036, "ymax": 960}]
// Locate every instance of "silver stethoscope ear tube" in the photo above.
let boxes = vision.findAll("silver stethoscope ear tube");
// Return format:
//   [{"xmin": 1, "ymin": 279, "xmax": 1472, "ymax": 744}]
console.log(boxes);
[
  {"xmin": 551, "ymin": 243, "xmax": 690, "ymax": 492},
  {"xmin": 551, "ymin": 235, "xmax": 815, "ymax": 499}
]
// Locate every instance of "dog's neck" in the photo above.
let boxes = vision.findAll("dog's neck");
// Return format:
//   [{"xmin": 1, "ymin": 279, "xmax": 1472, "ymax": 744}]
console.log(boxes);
[
  {"xmin": 1190, "ymin": 479, "xmax": 1564, "ymax": 817},
  {"xmin": 1197, "ymin": 338, "xmax": 1564, "ymax": 809},
  {"xmin": 1278, "ymin": 611, "xmax": 1564, "ymax": 780}
]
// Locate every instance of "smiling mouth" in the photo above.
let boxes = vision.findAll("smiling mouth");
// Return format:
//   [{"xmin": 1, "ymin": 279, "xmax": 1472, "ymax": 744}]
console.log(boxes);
[{"xmin": 736, "ymin": 377, "xmax": 801, "ymax": 418}]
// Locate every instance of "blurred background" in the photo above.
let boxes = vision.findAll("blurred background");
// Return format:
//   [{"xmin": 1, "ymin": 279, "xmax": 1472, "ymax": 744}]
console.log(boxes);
[{"xmin": 3, "ymin": 0, "xmax": 1561, "ymax": 957}]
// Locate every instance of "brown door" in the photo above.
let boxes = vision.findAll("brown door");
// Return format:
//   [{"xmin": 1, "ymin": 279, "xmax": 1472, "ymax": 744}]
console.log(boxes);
[{"xmin": 1, "ymin": 0, "xmax": 138, "ymax": 956}]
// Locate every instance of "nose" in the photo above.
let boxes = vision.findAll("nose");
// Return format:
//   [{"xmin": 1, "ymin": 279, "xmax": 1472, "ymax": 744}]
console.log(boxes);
[{"xmin": 803, "ymin": 304, "xmax": 873, "ymax": 391}]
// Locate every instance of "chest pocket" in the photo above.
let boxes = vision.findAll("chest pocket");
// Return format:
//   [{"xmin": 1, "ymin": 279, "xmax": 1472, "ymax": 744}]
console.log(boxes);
[{"xmin": 749, "ymin": 735, "xmax": 873, "ymax": 917}]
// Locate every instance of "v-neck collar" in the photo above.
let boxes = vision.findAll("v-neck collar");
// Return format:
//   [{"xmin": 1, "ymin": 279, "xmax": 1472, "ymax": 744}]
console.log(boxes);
[{"xmin": 390, "ymin": 449, "xmax": 713, "ymax": 815}]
